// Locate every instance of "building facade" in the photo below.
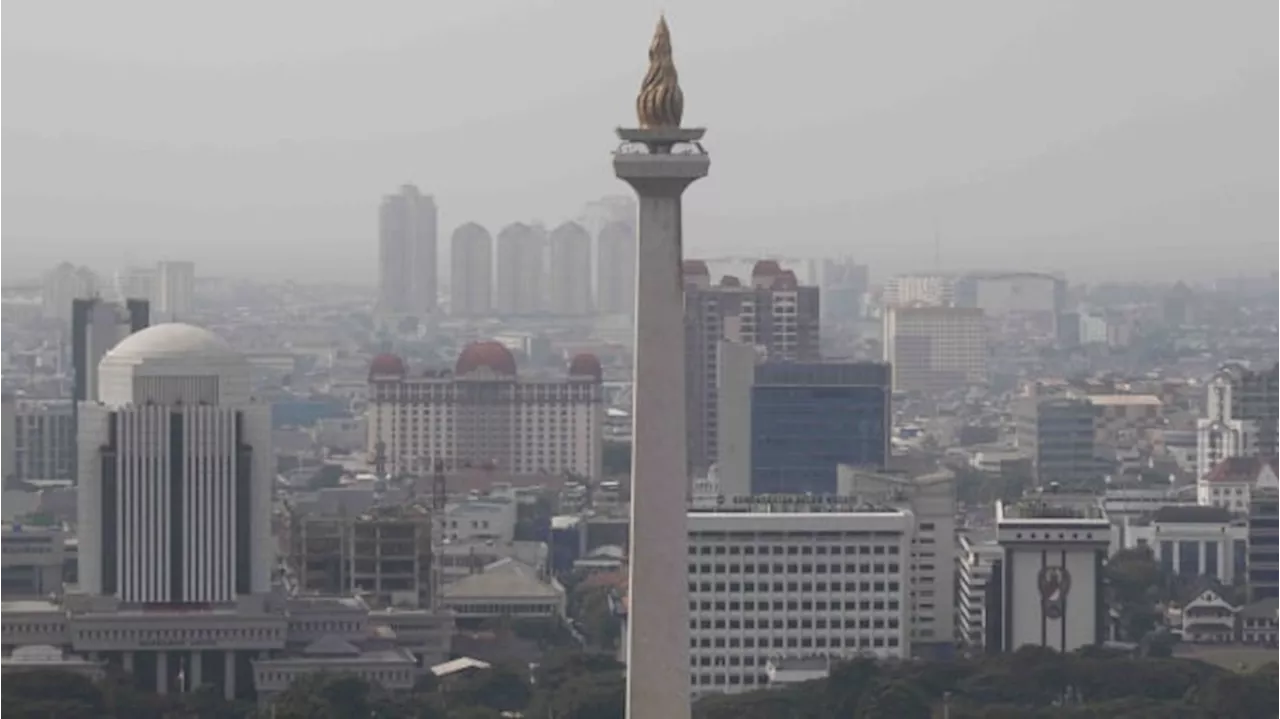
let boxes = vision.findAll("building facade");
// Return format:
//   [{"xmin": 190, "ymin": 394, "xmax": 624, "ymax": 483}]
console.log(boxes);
[
  {"xmin": 378, "ymin": 185, "xmax": 438, "ymax": 316},
  {"xmin": 986, "ymin": 497, "xmax": 1110, "ymax": 654},
  {"xmin": 367, "ymin": 343, "xmax": 604, "ymax": 478},
  {"xmin": 449, "ymin": 222, "xmax": 493, "ymax": 317},
  {"xmin": 154, "ymin": 261, "xmax": 196, "ymax": 322},
  {"xmin": 1248, "ymin": 470, "xmax": 1279, "ymax": 603},
  {"xmin": 684, "ymin": 510, "xmax": 912, "ymax": 697},
  {"xmin": 1123, "ymin": 506, "xmax": 1247, "ymax": 584},
  {"xmin": 685, "ymin": 261, "xmax": 821, "ymax": 474},
  {"xmin": 717, "ymin": 356, "xmax": 889, "ymax": 496},
  {"xmin": 956, "ymin": 532, "xmax": 1002, "ymax": 650},
  {"xmin": 11, "ymin": 399, "xmax": 75, "ymax": 481},
  {"xmin": 1016, "ymin": 396, "xmax": 1102, "ymax": 487},
  {"xmin": 882, "ymin": 306, "xmax": 986, "ymax": 394}
]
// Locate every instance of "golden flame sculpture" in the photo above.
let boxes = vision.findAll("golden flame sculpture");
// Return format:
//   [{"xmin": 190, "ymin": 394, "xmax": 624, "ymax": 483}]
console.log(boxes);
[{"xmin": 636, "ymin": 16, "xmax": 684, "ymax": 129}]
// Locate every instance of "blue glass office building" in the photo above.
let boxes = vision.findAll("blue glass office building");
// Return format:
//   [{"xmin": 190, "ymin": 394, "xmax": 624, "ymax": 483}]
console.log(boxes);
[{"xmin": 750, "ymin": 362, "xmax": 890, "ymax": 496}]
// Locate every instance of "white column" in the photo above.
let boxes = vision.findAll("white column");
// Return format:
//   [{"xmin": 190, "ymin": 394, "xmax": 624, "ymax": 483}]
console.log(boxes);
[
  {"xmin": 122, "ymin": 651, "xmax": 135, "ymax": 673},
  {"xmin": 617, "ymin": 149, "xmax": 704, "ymax": 719},
  {"xmin": 156, "ymin": 651, "xmax": 169, "ymax": 695},
  {"xmin": 190, "ymin": 651, "xmax": 203, "ymax": 690},
  {"xmin": 223, "ymin": 651, "xmax": 236, "ymax": 701}
]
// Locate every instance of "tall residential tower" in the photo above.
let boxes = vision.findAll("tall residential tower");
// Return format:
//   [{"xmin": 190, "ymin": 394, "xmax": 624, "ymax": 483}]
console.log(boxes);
[
  {"xmin": 378, "ymin": 185, "xmax": 439, "ymax": 316},
  {"xmin": 614, "ymin": 17, "xmax": 708, "ymax": 719},
  {"xmin": 449, "ymin": 222, "xmax": 494, "ymax": 317}
]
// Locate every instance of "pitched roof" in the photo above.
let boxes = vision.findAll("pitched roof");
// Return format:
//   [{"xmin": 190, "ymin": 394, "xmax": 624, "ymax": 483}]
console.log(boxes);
[
  {"xmin": 442, "ymin": 558, "xmax": 562, "ymax": 600},
  {"xmin": 1238, "ymin": 596, "xmax": 1279, "ymax": 620}
]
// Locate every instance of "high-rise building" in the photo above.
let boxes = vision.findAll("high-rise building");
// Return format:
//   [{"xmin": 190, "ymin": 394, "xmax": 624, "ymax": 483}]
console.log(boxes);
[
  {"xmin": 882, "ymin": 274, "xmax": 953, "ymax": 308},
  {"xmin": 449, "ymin": 222, "xmax": 493, "ymax": 317},
  {"xmin": 840, "ymin": 467, "xmax": 958, "ymax": 658},
  {"xmin": 614, "ymin": 17, "xmax": 707, "ymax": 718},
  {"xmin": 114, "ymin": 266, "xmax": 157, "ymax": 305},
  {"xmin": 985, "ymin": 496, "xmax": 1110, "ymax": 654},
  {"xmin": 1197, "ymin": 367, "xmax": 1266, "ymax": 478},
  {"xmin": 820, "ymin": 257, "xmax": 869, "ymax": 326},
  {"xmin": 685, "ymin": 262, "xmax": 821, "ymax": 474},
  {"xmin": 1247, "ymin": 470, "xmax": 1279, "ymax": 603},
  {"xmin": 716, "ymin": 349, "xmax": 890, "ymax": 496},
  {"xmin": 597, "ymin": 221, "xmax": 636, "ymax": 316},
  {"xmin": 495, "ymin": 222, "xmax": 545, "ymax": 316},
  {"xmin": 547, "ymin": 221, "xmax": 593, "ymax": 316},
  {"xmin": 954, "ymin": 271, "xmax": 1065, "ymax": 337},
  {"xmin": 1017, "ymin": 396, "xmax": 1104, "ymax": 487},
  {"xmin": 367, "ymin": 344, "xmax": 604, "ymax": 478},
  {"xmin": 154, "ymin": 260, "xmax": 196, "ymax": 321},
  {"xmin": 1221, "ymin": 362, "xmax": 1278, "ymax": 459},
  {"xmin": 956, "ymin": 531, "xmax": 1002, "ymax": 650},
  {"xmin": 883, "ymin": 305, "xmax": 986, "ymax": 394},
  {"xmin": 71, "ymin": 298, "xmax": 149, "ymax": 480},
  {"xmin": 378, "ymin": 185, "xmax": 438, "ymax": 316},
  {"xmin": 77, "ymin": 323, "xmax": 274, "ymax": 604},
  {"xmin": 72, "ymin": 298, "xmax": 150, "ymax": 406},
  {"xmin": 679, "ymin": 510, "xmax": 912, "ymax": 698},
  {"xmin": 41, "ymin": 262, "xmax": 99, "ymax": 321}
]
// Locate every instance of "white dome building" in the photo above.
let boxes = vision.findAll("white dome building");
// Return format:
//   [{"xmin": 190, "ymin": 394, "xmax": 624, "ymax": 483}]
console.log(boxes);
[
  {"xmin": 97, "ymin": 323, "xmax": 251, "ymax": 407},
  {"xmin": 77, "ymin": 322, "xmax": 272, "ymax": 606}
]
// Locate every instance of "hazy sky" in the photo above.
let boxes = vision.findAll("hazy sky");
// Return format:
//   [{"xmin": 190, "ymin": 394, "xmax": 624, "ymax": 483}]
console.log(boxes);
[{"xmin": 3, "ymin": 0, "xmax": 1276, "ymax": 284}]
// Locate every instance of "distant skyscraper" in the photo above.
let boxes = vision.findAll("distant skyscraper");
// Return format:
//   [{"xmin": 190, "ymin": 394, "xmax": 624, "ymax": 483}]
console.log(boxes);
[
  {"xmin": 597, "ymin": 221, "xmax": 636, "ymax": 316},
  {"xmin": 71, "ymin": 298, "xmax": 149, "ymax": 480},
  {"xmin": 154, "ymin": 260, "xmax": 196, "ymax": 321},
  {"xmin": 449, "ymin": 222, "xmax": 493, "ymax": 317},
  {"xmin": 684, "ymin": 261, "xmax": 820, "ymax": 475},
  {"xmin": 77, "ymin": 323, "xmax": 274, "ymax": 604},
  {"xmin": 114, "ymin": 266, "xmax": 157, "ymax": 305},
  {"xmin": 548, "ymin": 222, "xmax": 592, "ymax": 316},
  {"xmin": 883, "ymin": 305, "xmax": 987, "ymax": 393},
  {"xmin": 578, "ymin": 195, "xmax": 636, "ymax": 238},
  {"xmin": 495, "ymin": 222, "xmax": 545, "ymax": 316},
  {"xmin": 883, "ymin": 273, "xmax": 954, "ymax": 308},
  {"xmin": 820, "ymin": 257, "xmax": 869, "ymax": 326},
  {"xmin": 378, "ymin": 185, "xmax": 438, "ymax": 316},
  {"xmin": 41, "ymin": 262, "xmax": 99, "ymax": 321}
]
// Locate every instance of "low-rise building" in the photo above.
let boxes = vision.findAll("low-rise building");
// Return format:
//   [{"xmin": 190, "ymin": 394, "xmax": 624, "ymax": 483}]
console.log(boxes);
[
  {"xmin": 1124, "ymin": 506, "xmax": 1248, "ymax": 584},
  {"xmin": 1, "ymin": 524, "xmax": 67, "ymax": 599},
  {"xmin": 438, "ymin": 558, "xmax": 565, "ymax": 619},
  {"xmin": 1197, "ymin": 456, "xmax": 1278, "ymax": 514}
]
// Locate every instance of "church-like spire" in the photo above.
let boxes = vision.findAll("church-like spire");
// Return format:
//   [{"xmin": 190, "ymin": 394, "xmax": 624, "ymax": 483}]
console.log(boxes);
[{"xmin": 636, "ymin": 15, "xmax": 684, "ymax": 129}]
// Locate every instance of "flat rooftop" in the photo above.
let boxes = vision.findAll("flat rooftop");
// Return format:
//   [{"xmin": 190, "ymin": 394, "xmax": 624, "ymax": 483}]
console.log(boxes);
[{"xmin": 999, "ymin": 498, "xmax": 1106, "ymax": 522}]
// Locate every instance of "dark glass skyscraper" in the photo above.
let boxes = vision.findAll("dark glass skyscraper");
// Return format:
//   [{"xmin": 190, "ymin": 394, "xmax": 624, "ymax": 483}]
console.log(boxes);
[{"xmin": 748, "ymin": 362, "xmax": 890, "ymax": 495}]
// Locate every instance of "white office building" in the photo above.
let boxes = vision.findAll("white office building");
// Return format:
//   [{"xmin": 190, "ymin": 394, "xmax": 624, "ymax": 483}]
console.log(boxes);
[
  {"xmin": 683, "ymin": 510, "xmax": 913, "ymax": 697},
  {"xmin": 989, "ymin": 496, "xmax": 1110, "ymax": 654},
  {"xmin": 956, "ymin": 531, "xmax": 1002, "ymax": 650},
  {"xmin": 1123, "ymin": 506, "xmax": 1247, "ymax": 584},
  {"xmin": 154, "ymin": 261, "xmax": 196, "ymax": 321}
]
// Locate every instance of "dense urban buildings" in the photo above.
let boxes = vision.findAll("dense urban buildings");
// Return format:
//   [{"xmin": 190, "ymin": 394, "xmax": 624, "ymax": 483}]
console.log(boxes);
[
  {"xmin": 684, "ymin": 261, "xmax": 821, "ymax": 474},
  {"xmin": 40, "ymin": 262, "xmax": 99, "ymax": 321},
  {"xmin": 449, "ymin": 222, "xmax": 493, "ymax": 317},
  {"xmin": 9, "ymin": 398, "xmax": 75, "ymax": 481},
  {"xmin": 883, "ymin": 305, "xmax": 986, "ymax": 393},
  {"xmin": 378, "ymin": 185, "xmax": 438, "ymax": 317},
  {"xmin": 366, "ymin": 343, "xmax": 605, "ymax": 478}
]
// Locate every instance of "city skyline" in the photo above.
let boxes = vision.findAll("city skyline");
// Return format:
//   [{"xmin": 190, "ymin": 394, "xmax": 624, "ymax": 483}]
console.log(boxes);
[{"xmin": 3, "ymin": 2, "xmax": 1274, "ymax": 283}]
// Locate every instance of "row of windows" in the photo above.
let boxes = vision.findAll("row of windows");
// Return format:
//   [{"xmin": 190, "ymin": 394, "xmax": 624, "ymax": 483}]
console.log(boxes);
[
  {"xmin": 689, "ymin": 563, "xmax": 901, "ymax": 575},
  {"xmin": 691, "ymin": 599, "xmax": 900, "ymax": 613},
  {"xmin": 691, "ymin": 634, "xmax": 900, "ymax": 652},
  {"xmin": 692, "ymin": 617, "xmax": 900, "ymax": 631},
  {"xmin": 690, "ymin": 544, "xmax": 898, "ymax": 556},
  {"xmin": 690, "ymin": 581, "xmax": 902, "ymax": 595}
]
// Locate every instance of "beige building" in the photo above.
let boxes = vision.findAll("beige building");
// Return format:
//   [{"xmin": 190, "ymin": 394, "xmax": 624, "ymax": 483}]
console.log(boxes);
[
  {"xmin": 883, "ymin": 305, "xmax": 986, "ymax": 393},
  {"xmin": 367, "ymin": 343, "xmax": 604, "ymax": 478}
]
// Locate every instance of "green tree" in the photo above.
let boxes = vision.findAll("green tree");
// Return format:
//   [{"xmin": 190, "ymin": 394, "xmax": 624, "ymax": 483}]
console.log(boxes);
[
  {"xmin": 1, "ymin": 670, "xmax": 104, "ymax": 719},
  {"xmin": 855, "ymin": 679, "xmax": 930, "ymax": 719}
]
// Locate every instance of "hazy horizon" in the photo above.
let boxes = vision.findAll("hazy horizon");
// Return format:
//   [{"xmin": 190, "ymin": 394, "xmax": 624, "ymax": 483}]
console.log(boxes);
[{"xmin": 4, "ymin": 0, "xmax": 1276, "ymax": 284}]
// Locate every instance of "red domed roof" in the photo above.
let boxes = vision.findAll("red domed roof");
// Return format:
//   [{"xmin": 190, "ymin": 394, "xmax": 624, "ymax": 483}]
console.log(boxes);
[
  {"xmin": 369, "ymin": 353, "xmax": 406, "ymax": 377},
  {"xmin": 456, "ymin": 341, "xmax": 517, "ymax": 377},
  {"xmin": 751, "ymin": 260, "xmax": 782, "ymax": 277},
  {"xmin": 682, "ymin": 260, "xmax": 710, "ymax": 276},
  {"xmin": 568, "ymin": 353, "xmax": 603, "ymax": 381},
  {"xmin": 719, "ymin": 275, "xmax": 742, "ymax": 287}
]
